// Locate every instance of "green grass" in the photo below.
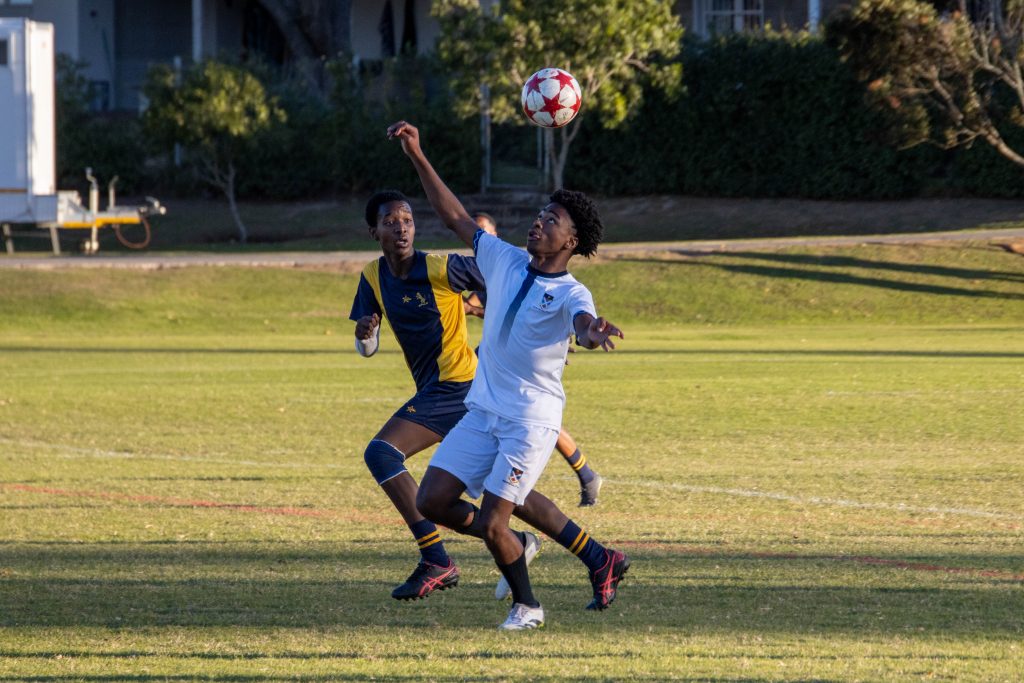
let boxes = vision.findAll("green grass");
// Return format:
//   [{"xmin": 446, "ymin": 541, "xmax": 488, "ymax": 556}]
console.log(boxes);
[{"xmin": 1, "ymin": 242, "xmax": 1023, "ymax": 681}]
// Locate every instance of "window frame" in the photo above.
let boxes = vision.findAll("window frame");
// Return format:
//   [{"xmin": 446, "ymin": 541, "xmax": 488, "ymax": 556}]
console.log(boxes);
[{"xmin": 694, "ymin": 0, "xmax": 765, "ymax": 37}]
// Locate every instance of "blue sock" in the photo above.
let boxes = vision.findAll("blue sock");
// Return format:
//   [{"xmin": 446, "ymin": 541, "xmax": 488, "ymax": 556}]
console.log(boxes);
[
  {"xmin": 410, "ymin": 518, "xmax": 450, "ymax": 567},
  {"xmin": 563, "ymin": 447, "xmax": 597, "ymax": 485},
  {"xmin": 555, "ymin": 520, "xmax": 607, "ymax": 573}
]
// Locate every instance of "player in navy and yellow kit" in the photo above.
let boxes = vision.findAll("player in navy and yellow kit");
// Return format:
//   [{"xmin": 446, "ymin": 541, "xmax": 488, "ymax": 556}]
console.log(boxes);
[{"xmin": 352, "ymin": 190, "xmax": 534, "ymax": 601}]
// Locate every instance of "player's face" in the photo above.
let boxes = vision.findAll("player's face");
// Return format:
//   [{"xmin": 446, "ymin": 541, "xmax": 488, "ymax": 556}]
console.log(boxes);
[
  {"xmin": 372, "ymin": 201, "xmax": 415, "ymax": 257},
  {"xmin": 526, "ymin": 203, "xmax": 576, "ymax": 257}
]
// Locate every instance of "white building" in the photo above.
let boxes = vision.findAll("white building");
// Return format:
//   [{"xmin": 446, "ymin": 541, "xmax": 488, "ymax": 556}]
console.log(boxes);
[
  {"xmin": 0, "ymin": 0, "xmax": 840, "ymax": 113},
  {"xmin": 0, "ymin": 0, "xmax": 448, "ymax": 111}
]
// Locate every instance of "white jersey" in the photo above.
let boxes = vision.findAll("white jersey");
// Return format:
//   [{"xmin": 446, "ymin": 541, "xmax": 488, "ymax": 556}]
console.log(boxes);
[{"xmin": 467, "ymin": 230, "xmax": 596, "ymax": 429}]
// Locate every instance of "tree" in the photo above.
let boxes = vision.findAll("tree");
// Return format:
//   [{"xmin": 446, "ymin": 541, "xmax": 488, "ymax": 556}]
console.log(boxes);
[
  {"xmin": 433, "ymin": 0, "xmax": 683, "ymax": 190},
  {"xmin": 143, "ymin": 61, "xmax": 285, "ymax": 243},
  {"xmin": 827, "ymin": 0, "xmax": 1024, "ymax": 168}
]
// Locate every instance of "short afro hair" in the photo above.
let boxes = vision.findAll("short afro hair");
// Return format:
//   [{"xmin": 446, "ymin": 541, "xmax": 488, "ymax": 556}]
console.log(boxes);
[
  {"xmin": 365, "ymin": 190, "xmax": 410, "ymax": 228},
  {"xmin": 472, "ymin": 211, "xmax": 496, "ymax": 227},
  {"xmin": 550, "ymin": 189, "xmax": 603, "ymax": 257}
]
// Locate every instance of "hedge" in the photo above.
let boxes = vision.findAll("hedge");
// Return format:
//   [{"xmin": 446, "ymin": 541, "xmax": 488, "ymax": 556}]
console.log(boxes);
[{"xmin": 55, "ymin": 40, "xmax": 1024, "ymax": 201}]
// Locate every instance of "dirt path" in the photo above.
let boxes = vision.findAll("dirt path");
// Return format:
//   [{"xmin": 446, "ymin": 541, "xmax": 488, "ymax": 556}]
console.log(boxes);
[{"xmin": 2, "ymin": 225, "xmax": 1023, "ymax": 271}]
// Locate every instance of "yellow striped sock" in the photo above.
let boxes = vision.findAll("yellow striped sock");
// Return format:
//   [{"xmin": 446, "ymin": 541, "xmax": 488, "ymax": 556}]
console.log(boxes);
[{"xmin": 569, "ymin": 530, "xmax": 590, "ymax": 555}]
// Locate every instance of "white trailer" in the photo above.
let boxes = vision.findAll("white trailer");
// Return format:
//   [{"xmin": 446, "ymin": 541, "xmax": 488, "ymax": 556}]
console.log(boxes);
[
  {"xmin": 0, "ymin": 18, "xmax": 57, "ymax": 227},
  {"xmin": 1, "ymin": 18, "xmax": 163, "ymax": 255}
]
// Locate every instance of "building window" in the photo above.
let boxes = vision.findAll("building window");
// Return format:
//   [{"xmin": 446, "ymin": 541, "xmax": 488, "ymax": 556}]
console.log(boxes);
[
  {"xmin": 695, "ymin": 0, "xmax": 764, "ymax": 37},
  {"xmin": 0, "ymin": 39, "xmax": 7, "ymax": 67},
  {"xmin": 400, "ymin": 0, "xmax": 417, "ymax": 55},
  {"xmin": 379, "ymin": 0, "xmax": 396, "ymax": 58}
]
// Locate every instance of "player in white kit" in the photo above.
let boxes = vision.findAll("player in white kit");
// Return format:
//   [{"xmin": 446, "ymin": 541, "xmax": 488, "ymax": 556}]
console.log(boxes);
[{"xmin": 387, "ymin": 120, "xmax": 630, "ymax": 631}]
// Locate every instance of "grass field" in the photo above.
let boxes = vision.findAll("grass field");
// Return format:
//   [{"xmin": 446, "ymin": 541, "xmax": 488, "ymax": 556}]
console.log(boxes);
[{"xmin": 1, "ymin": 242, "xmax": 1023, "ymax": 681}]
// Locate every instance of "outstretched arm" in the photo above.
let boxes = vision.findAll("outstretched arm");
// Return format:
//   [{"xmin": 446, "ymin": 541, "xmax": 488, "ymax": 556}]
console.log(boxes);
[
  {"xmin": 387, "ymin": 121, "xmax": 479, "ymax": 248},
  {"xmin": 573, "ymin": 313, "xmax": 624, "ymax": 351}
]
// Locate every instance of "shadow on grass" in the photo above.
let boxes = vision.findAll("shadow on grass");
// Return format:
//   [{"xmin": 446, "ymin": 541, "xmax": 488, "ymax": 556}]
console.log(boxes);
[
  {"xmin": 2, "ymin": 346, "xmax": 1023, "ymax": 359},
  {"xmin": 602, "ymin": 349, "xmax": 1024, "ymax": 358},
  {"xmin": 0, "ymin": 677, "xmax": 781, "ymax": 683},
  {"xmin": 615, "ymin": 252, "xmax": 1024, "ymax": 301},
  {"xmin": 0, "ymin": 677, "xmax": 691, "ymax": 683},
  {"xmin": 716, "ymin": 251, "xmax": 1024, "ymax": 284},
  {"xmin": 0, "ymin": 543, "xmax": 1021, "ymax": 636}
]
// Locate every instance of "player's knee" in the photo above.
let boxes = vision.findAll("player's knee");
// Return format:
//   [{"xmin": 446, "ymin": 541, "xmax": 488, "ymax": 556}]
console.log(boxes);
[
  {"xmin": 363, "ymin": 439, "xmax": 407, "ymax": 485},
  {"xmin": 480, "ymin": 513, "xmax": 507, "ymax": 546},
  {"xmin": 416, "ymin": 488, "xmax": 443, "ymax": 523}
]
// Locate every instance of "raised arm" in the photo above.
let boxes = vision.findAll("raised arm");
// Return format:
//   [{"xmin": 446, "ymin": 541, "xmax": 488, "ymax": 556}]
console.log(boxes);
[{"xmin": 387, "ymin": 121, "xmax": 479, "ymax": 248}]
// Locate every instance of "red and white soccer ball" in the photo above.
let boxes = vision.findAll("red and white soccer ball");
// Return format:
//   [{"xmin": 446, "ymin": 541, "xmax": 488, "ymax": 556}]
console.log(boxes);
[{"xmin": 521, "ymin": 68, "xmax": 582, "ymax": 129}]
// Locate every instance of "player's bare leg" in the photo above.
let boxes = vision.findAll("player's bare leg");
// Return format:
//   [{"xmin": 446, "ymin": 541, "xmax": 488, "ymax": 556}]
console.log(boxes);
[
  {"xmin": 418, "ymin": 470, "xmax": 628, "ymax": 611},
  {"xmin": 417, "ymin": 467, "xmax": 541, "ymax": 601},
  {"xmin": 556, "ymin": 429, "xmax": 603, "ymax": 506},
  {"xmin": 515, "ymin": 489, "xmax": 630, "ymax": 611},
  {"xmin": 365, "ymin": 417, "xmax": 459, "ymax": 600},
  {"xmin": 480, "ymin": 492, "xmax": 545, "ymax": 630}
]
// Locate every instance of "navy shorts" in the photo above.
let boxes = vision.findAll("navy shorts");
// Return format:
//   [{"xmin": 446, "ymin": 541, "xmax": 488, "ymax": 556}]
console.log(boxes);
[{"xmin": 394, "ymin": 380, "xmax": 472, "ymax": 438}]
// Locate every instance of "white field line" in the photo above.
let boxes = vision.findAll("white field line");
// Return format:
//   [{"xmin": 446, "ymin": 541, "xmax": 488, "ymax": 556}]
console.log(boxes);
[
  {"xmin": 618, "ymin": 478, "xmax": 1024, "ymax": 521},
  {"xmin": 4, "ymin": 437, "xmax": 1021, "ymax": 521}
]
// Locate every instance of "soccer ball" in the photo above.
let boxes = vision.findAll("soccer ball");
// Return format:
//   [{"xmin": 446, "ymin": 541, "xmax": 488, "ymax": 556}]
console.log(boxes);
[{"xmin": 521, "ymin": 68, "xmax": 582, "ymax": 128}]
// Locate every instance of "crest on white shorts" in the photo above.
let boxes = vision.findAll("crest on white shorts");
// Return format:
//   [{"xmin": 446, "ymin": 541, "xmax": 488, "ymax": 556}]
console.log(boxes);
[{"xmin": 506, "ymin": 467, "xmax": 525, "ymax": 486}]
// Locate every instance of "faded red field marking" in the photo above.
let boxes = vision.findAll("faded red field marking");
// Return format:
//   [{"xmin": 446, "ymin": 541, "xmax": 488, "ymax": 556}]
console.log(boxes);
[
  {"xmin": 8, "ymin": 484, "xmax": 1023, "ymax": 581},
  {"xmin": 1, "ymin": 483, "xmax": 398, "ymax": 526},
  {"xmin": 615, "ymin": 540, "xmax": 1024, "ymax": 582}
]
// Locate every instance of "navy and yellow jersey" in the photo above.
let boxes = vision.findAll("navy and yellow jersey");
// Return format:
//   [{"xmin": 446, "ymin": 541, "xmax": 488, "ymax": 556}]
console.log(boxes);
[{"xmin": 349, "ymin": 251, "xmax": 486, "ymax": 391}]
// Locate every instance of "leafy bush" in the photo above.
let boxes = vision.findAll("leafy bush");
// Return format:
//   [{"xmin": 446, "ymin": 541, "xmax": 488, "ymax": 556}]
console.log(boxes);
[
  {"xmin": 326, "ymin": 54, "xmax": 480, "ymax": 196},
  {"xmin": 56, "ymin": 56, "xmax": 148, "ymax": 194},
  {"xmin": 567, "ymin": 32, "xmax": 938, "ymax": 198}
]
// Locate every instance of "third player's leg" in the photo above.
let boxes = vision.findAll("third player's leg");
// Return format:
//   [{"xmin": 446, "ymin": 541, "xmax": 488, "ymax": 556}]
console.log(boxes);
[{"xmin": 369, "ymin": 416, "xmax": 442, "ymax": 525}]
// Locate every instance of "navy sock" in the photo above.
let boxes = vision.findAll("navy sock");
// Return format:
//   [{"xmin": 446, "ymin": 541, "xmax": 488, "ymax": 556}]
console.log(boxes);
[
  {"xmin": 496, "ymin": 549, "xmax": 539, "ymax": 607},
  {"xmin": 563, "ymin": 447, "xmax": 597, "ymax": 485},
  {"xmin": 410, "ymin": 518, "xmax": 450, "ymax": 567},
  {"xmin": 555, "ymin": 519, "xmax": 607, "ymax": 573}
]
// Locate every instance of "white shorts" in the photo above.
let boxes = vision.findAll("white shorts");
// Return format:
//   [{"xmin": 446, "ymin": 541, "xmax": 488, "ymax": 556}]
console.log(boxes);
[{"xmin": 428, "ymin": 407, "xmax": 559, "ymax": 505}]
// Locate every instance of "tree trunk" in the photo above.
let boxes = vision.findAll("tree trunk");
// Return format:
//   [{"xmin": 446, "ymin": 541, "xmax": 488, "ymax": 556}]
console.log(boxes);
[
  {"xmin": 224, "ymin": 162, "xmax": 249, "ymax": 244},
  {"xmin": 256, "ymin": 0, "xmax": 353, "ymax": 91},
  {"xmin": 257, "ymin": 0, "xmax": 353, "ymax": 58},
  {"xmin": 546, "ymin": 122, "xmax": 579, "ymax": 190},
  {"xmin": 256, "ymin": 0, "xmax": 317, "ymax": 60}
]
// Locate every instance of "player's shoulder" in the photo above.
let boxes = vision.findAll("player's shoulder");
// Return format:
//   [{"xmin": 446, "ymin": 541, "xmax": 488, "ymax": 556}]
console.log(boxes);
[
  {"xmin": 556, "ymin": 274, "xmax": 594, "ymax": 304},
  {"xmin": 424, "ymin": 251, "xmax": 463, "ymax": 264},
  {"xmin": 476, "ymin": 231, "xmax": 526, "ymax": 262},
  {"xmin": 360, "ymin": 256, "xmax": 384, "ymax": 279}
]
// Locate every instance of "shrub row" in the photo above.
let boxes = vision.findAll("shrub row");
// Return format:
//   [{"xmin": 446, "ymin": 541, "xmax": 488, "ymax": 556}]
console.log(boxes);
[
  {"xmin": 57, "ymin": 55, "xmax": 480, "ymax": 200},
  {"xmin": 566, "ymin": 33, "xmax": 1024, "ymax": 198},
  {"xmin": 57, "ymin": 37, "xmax": 1024, "ymax": 201}
]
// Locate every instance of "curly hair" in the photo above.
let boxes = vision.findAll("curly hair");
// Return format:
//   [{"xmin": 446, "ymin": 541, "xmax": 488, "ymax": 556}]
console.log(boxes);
[
  {"xmin": 365, "ymin": 190, "xmax": 410, "ymax": 228},
  {"xmin": 550, "ymin": 189, "xmax": 603, "ymax": 257},
  {"xmin": 472, "ymin": 211, "xmax": 496, "ymax": 227}
]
